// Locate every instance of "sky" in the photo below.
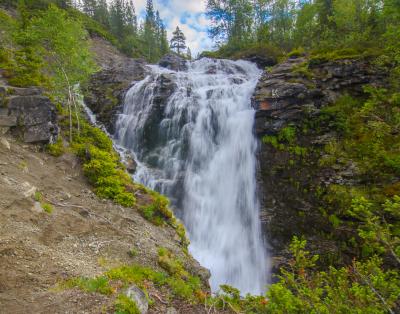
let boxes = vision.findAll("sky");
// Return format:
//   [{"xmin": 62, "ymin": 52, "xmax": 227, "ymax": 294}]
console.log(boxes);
[{"xmin": 134, "ymin": 0, "xmax": 214, "ymax": 56}]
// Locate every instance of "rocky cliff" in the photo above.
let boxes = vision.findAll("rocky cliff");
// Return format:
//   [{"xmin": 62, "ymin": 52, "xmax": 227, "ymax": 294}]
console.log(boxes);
[
  {"xmin": 252, "ymin": 55, "xmax": 388, "ymax": 270},
  {"xmin": 84, "ymin": 53, "xmax": 185, "ymax": 135},
  {"xmin": 0, "ymin": 74, "xmax": 58, "ymax": 143}
]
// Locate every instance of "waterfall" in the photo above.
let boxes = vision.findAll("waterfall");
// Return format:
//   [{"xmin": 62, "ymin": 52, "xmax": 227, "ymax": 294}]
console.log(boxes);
[{"xmin": 115, "ymin": 58, "xmax": 268, "ymax": 295}]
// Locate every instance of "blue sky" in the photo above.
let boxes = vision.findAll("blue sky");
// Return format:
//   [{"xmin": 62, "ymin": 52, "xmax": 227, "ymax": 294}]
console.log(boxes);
[{"xmin": 134, "ymin": 0, "xmax": 214, "ymax": 56}]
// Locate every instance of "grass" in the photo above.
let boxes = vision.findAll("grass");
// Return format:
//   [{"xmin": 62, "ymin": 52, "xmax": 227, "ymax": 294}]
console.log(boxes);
[
  {"xmin": 46, "ymin": 137, "xmax": 65, "ymax": 157},
  {"xmin": 33, "ymin": 191, "xmax": 54, "ymax": 214},
  {"xmin": 309, "ymin": 47, "xmax": 382, "ymax": 66},
  {"xmin": 42, "ymin": 202, "xmax": 54, "ymax": 214},
  {"xmin": 62, "ymin": 255, "xmax": 206, "ymax": 306},
  {"xmin": 114, "ymin": 294, "xmax": 140, "ymax": 314}
]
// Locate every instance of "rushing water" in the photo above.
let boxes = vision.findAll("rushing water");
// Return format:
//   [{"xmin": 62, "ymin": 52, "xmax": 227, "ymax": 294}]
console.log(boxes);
[{"xmin": 115, "ymin": 58, "xmax": 268, "ymax": 294}]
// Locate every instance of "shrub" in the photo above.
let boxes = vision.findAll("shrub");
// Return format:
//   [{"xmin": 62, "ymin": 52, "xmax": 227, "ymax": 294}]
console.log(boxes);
[
  {"xmin": 63, "ymin": 276, "xmax": 113, "ymax": 295},
  {"xmin": 42, "ymin": 203, "xmax": 54, "ymax": 214},
  {"xmin": 114, "ymin": 294, "xmax": 140, "ymax": 314},
  {"xmin": 288, "ymin": 47, "xmax": 306, "ymax": 58},
  {"xmin": 46, "ymin": 137, "xmax": 65, "ymax": 157}
]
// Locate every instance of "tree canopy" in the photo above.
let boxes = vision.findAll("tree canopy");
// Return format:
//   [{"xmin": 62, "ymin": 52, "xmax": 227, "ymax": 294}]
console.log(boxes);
[{"xmin": 170, "ymin": 26, "xmax": 186, "ymax": 55}]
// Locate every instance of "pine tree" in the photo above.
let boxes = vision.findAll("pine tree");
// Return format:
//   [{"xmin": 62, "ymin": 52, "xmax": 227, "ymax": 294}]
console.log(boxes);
[
  {"xmin": 93, "ymin": 0, "xmax": 109, "ymax": 27},
  {"xmin": 143, "ymin": 0, "xmax": 157, "ymax": 61},
  {"xmin": 159, "ymin": 20, "xmax": 169, "ymax": 56},
  {"xmin": 186, "ymin": 47, "xmax": 192, "ymax": 60},
  {"xmin": 170, "ymin": 26, "xmax": 186, "ymax": 55}
]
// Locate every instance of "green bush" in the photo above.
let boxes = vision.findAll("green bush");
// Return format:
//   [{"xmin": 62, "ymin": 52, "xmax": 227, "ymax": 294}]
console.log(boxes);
[
  {"xmin": 288, "ymin": 47, "xmax": 306, "ymax": 58},
  {"xmin": 114, "ymin": 294, "xmax": 140, "ymax": 314},
  {"xmin": 139, "ymin": 193, "xmax": 172, "ymax": 225},
  {"xmin": 63, "ymin": 276, "xmax": 113, "ymax": 295},
  {"xmin": 46, "ymin": 137, "xmax": 65, "ymax": 157}
]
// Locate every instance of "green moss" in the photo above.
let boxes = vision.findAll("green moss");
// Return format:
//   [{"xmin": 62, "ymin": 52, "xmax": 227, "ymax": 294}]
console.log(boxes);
[
  {"xmin": 128, "ymin": 248, "xmax": 138, "ymax": 258},
  {"xmin": 138, "ymin": 192, "xmax": 177, "ymax": 227},
  {"xmin": 288, "ymin": 47, "xmax": 306, "ymax": 58},
  {"xmin": 291, "ymin": 61, "xmax": 313, "ymax": 80},
  {"xmin": 262, "ymin": 126, "xmax": 308, "ymax": 158},
  {"xmin": 42, "ymin": 202, "xmax": 54, "ymax": 214},
  {"xmin": 309, "ymin": 47, "xmax": 382, "ymax": 66},
  {"xmin": 72, "ymin": 120, "xmax": 136, "ymax": 208},
  {"xmin": 62, "ymin": 260, "xmax": 205, "ymax": 304},
  {"xmin": 62, "ymin": 276, "xmax": 114, "ymax": 295},
  {"xmin": 46, "ymin": 137, "xmax": 65, "ymax": 157},
  {"xmin": 157, "ymin": 247, "xmax": 188, "ymax": 278},
  {"xmin": 114, "ymin": 294, "xmax": 140, "ymax": 314},
  {"xmin": 34, "ymin": 191, "xmax": 43, "ymax": 202}
]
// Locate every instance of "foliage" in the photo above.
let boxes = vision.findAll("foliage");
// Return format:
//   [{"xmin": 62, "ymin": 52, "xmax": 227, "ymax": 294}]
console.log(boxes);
[
  {"xmin": 265, "ymin": 237, "xmax": 400, "ymax": 313},
  {"xmin": 72, "ymin": 119, "xmax": 136, "ymax": 208},
  {"xmin": 46, "ymin": 137, "xmax": 65, "ymax": 157},
  {"xmin": 201, "ymin": 42, "xmax": 282, "ymax": 63},
  {"xmin": 114, "ymin": 294, "xmax": 140, "ymax": 314},
  {"xmin": 139, "ymin": 193, "xmax": 172, "ymax": 225},
  {"xmin": 349, "ymin": 196, "xmax": 400, "ymax": 262},
  {"xmin": 62, "ymin": 276, "xmax": 114, "ymax": 295},
  {"xmin": 1, "ymin": 0, "xmax": 171, "ymax": 62},
  {"xmin": 0, "ymin": 4, "xmax": 96, "ymax": 94},
  {"xmin": 262, "ymin": 126, "xmax": 307, "ymax": 157},
  {"xmin": 206, "ymin": 0, "xmax": 400, "ymax": 58},
  {"xmin": 170, "ymin": 26, "xmax": 186, "ymax": 55},
  {"xmin": 64, "ymin": 258, "xmax": 205, "ymax": 305},
  {"xmin": 33, "ymin": 191, "xmax": 54, "ymax": 214},
  {"xmin": 205, "ymin": 285, "xmax": 269, "ymax": 313},
  {"xmin": 42, "ymin": 202, "xmax": 54, "ymax": 214}
]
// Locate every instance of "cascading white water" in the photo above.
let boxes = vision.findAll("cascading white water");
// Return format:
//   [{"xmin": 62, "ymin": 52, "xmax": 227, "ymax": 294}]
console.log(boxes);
[{"xmin": 115, "ymin": 58, "xmax": 268, "ymax": 294}]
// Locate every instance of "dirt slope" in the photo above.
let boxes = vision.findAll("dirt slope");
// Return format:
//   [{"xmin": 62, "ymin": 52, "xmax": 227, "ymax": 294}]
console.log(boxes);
[{"xmin": 0, "ymin": 135, "xmax": 206, "ymax": 313}]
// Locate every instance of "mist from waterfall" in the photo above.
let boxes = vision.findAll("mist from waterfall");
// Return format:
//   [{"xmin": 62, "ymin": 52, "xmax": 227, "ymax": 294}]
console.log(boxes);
[{"xmin": 115, "ymin": 58, "xmax": 268, "ymax": 294}]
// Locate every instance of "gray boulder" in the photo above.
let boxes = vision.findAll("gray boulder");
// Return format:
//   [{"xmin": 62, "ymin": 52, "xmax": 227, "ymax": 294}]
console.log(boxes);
[
  {"xmin": 0, "ymin": 94, "xmax": 58, "ymax": 143},
  {"xmin": 159, "ymin": 53, "xmax": 188, "ymax": 72},
  {"xmin": 125, "ymin": 285, "xmax": 148, "ymax": 314}
]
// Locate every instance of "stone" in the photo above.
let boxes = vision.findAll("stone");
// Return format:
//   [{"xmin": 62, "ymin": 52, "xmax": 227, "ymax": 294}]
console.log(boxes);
[
  {"xmin": 0, "ymin": 108, "xmax": 17, "ymax": 127},
  {"xmin": 6, "ymin": 95, "xmax": 58, "ymax": 143},
  {"xmin": 21, "ymin": 181, "xmax": 36, "ymax": 198},
  {"xmin": 31, "ymin": 201, "xmax": 44, "ymax": 213},
  {"xmin": 243, "ymin": 55, "xmax": 277, "ymax": 68},
  {"xmin": 125, "ymin": 285, "xmax": 148, "ymax": 314},
  {"xmin": 0, "ymin": 137, "xmax": 10, "ymax": 150},
  {"xmin": 166, "ymin": 307, "xmax": 178, "ymax": 314},
  {"xmin": 7, "ymin": 86, "xmax": 42, "ymax": 96},
  {"xmin": 159, "ymin": 53, "xmax": 188, "ymax": 71},
  {"xmin": 84, "ymin": 59, "xmax": 147, "ymax": 134},
  {"xmin": 125, "ymin": 153, "xmax": 137, "ymax": 174}
]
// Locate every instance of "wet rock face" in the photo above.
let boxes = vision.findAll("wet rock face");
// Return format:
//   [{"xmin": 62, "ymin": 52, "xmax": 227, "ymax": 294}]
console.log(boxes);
[
  {"xmin": 159, "ymin": 53, "xmax": 188, "ymax": 71},
  {"xmin": 242, "ymin": 54, "xmax": 277, "ymax": 69},
  {"xmin": 253, "ymin": 56, "xmax": 387, "ymax": 268},
  {"xmin": 253, "ymin": 57, "xmax": 384, "ymax": 137},
  {"xmin": 84, "ymin": 59, "xmax": 148, "ymax": 134},
  {"xmin": 140, "ymin": 73, "xmax": 178, "ymax": 153},
  {"xmin": 0, "ymin": 86, "xmax": 58, "ymax": 143}
]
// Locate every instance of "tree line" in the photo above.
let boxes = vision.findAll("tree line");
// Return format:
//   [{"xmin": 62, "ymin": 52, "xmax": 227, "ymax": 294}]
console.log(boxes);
[
  {"xmin": 0, "ymin": 0, "xmax": 193, "ymax": 62},
  {"xmin": 73, "ymin": 0, "xmax": 191, "ymax": 61},
  {"xmin": 206, "ymin": 0, "xmax": 400, "ymax": 54},
  {"xmin": 71, "ymin": 0, "xmax": 169, "ymax": 62}
]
